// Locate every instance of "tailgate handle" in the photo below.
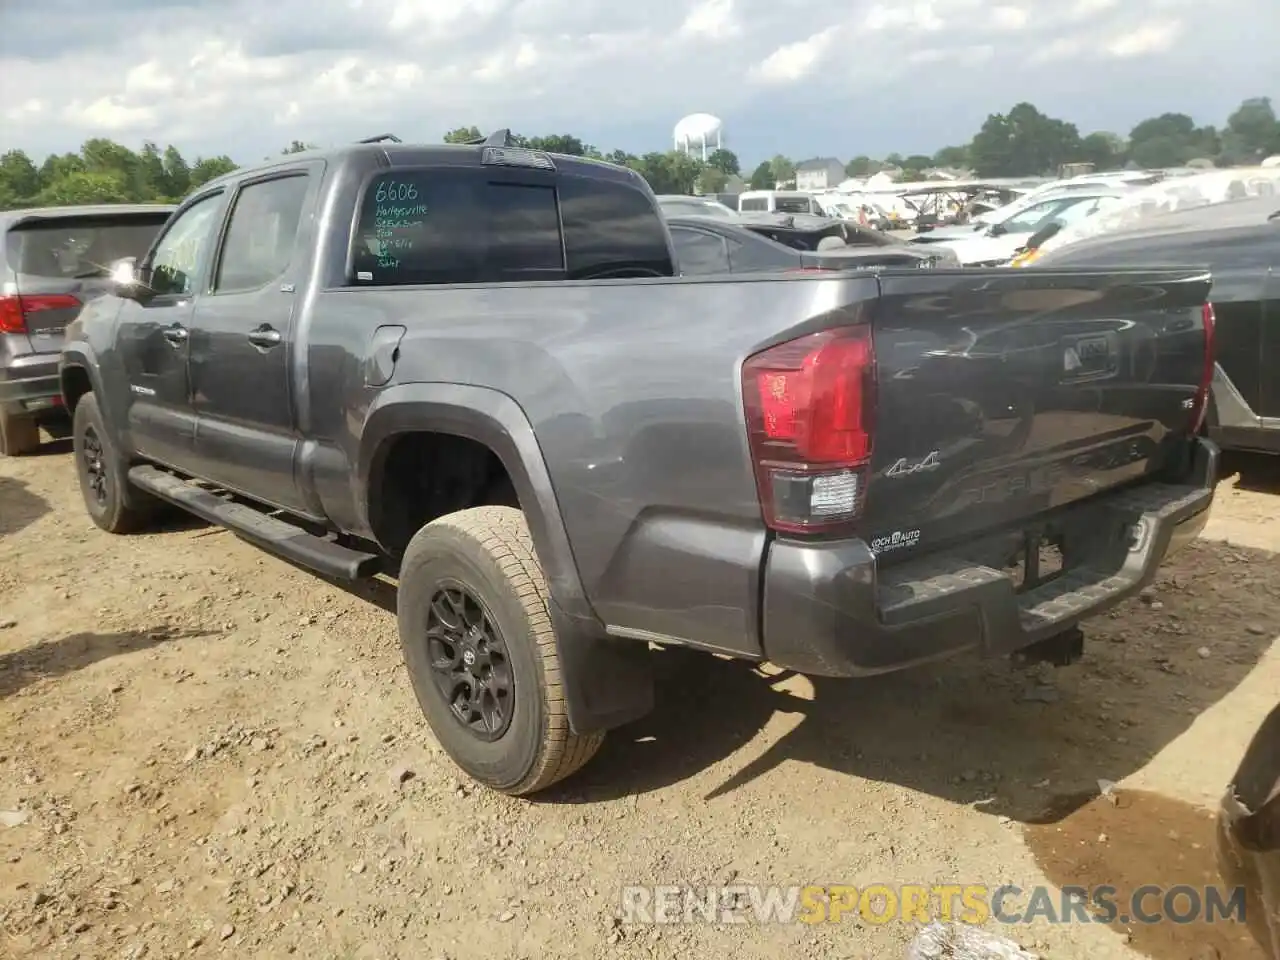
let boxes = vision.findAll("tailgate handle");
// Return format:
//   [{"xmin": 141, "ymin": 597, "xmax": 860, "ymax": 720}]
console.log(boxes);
[{"xmin": 162, "ymin": 324, "xmax": 188, "ymax": 345}]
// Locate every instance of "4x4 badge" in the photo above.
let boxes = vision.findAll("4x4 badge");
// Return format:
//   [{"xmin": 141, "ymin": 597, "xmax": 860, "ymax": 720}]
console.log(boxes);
[{"xmin": 885, "ymin": 450, "xmax": 941, "ymax": 478}]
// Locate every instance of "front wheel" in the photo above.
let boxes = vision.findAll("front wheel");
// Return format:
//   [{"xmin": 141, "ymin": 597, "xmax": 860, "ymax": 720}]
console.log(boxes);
[
  {"xmin": 397, "ymin": 506, "xmax": 604, "ymax": 795},
  {"xmin": 72, "ymin": 393, "xmax": 158, "ymax": 534}
]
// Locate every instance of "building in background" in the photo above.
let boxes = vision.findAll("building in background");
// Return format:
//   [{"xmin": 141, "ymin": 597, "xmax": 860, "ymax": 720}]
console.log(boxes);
[
  {"xmin": 674, "ymin": 113, "xmax": 724, "ymax": 161},
  {"xmin": 794, "ymin": 157, "xmax": 846, "ymax": 191}
]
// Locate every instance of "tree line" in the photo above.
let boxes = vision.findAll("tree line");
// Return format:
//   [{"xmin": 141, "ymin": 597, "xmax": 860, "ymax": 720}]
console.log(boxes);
[{"xmin": 1, "ymin": 98, "xmax": 1276, "ymax": 211}]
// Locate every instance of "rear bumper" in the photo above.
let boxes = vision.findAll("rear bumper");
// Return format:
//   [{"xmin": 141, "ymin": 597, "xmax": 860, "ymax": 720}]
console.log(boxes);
[
  {"xmin": 0, "ymin": 352, "xmax": 61, "ymax": 414},
  {"xmin": 761, "ymin": 437, "xmax": 1219, "ymax": 677}
]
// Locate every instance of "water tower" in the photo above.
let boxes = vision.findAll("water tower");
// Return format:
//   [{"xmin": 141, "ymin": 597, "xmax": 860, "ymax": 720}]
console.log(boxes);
[{"xmin": 674, "ymin": 113, "xmax": 723, "ymax": 161}]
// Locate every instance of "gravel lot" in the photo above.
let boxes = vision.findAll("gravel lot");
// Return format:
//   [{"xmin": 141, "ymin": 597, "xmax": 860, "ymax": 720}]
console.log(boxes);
[{"xmin": 2, "ymin": 444, "xmax": 1278, "ymax": 960}]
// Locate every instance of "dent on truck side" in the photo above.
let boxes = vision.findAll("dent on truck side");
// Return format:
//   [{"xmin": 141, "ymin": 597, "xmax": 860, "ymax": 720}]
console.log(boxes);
[{"xmin": 357, "ymin": 381, "xmax": 656, "ymax": 734}]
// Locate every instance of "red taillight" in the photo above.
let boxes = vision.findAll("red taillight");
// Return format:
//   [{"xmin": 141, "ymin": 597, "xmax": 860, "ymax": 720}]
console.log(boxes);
[
  {"xmin": 0, "ymin": 294, "xmax": 80, "ymax": 334},
  {"xmin": 1189, "ymin": 302, "xmax": 1216, "ymax": 433},
  {"xmin": 742, "ymin": 326, "xmax": 875, "ymax": 534}
]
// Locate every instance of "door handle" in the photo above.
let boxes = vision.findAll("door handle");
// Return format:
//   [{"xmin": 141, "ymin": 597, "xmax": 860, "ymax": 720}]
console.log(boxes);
[
  {"xmin": 247, "ymin": 325, "xmax": 282, "ymax": 348},
  {"xmin": 162, "ymin": 324, "xmax": 188, "ymax": 345}
]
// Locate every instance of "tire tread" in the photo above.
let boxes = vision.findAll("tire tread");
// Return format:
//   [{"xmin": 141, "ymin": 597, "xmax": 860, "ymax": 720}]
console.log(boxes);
[{"xmin": 422, "ymin": 505, "xmax": 603, "ymax": 794}]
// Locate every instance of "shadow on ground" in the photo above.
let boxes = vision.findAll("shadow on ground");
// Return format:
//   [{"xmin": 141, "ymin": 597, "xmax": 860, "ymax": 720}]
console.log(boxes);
[
  {"xmin": 34, "ymin": 437, "xmax": 73, "ymax": 457},
  {"xmin": 0, "ymin": 625, "xmax": 214, "ymax": 698},
  {"xmin": 0, "ymin": 476, "xmax": 50, "ymax": 537},
  {"xmin": 1224, "ymin": 449, "xmax": 1280, "ymax": 494},
  {"xmin": 550, "ymin": 538, "xmax": 1278, "ymax": 826}
]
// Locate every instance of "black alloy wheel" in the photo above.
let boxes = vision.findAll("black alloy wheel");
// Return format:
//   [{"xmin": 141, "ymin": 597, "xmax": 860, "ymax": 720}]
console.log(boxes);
[
  {"xmin": 425, "ymin": 581, "xmax": 515, "ymax": 740},
  {"xmin": 81, "ymin": 424, "xmax": 109, "ymax": 507}
]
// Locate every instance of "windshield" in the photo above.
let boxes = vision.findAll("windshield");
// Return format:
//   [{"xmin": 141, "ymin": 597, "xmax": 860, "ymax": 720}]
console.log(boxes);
[
  {"xmin": 1036, "ymin": 167, "xmax": 1280, "ymax": 255},
  {"xmin": 999, "ymin": 196, "xmax": 1084, "ymax": 233}
]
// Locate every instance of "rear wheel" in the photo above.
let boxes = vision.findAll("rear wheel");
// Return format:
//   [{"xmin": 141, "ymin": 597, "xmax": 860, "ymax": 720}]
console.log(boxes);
[
  {"xmin": 0, "ymin": 409, "xmax": 41, "ymax": 456},
  {"xmin": 73, "ymin": 393, "xmax": 157, "ymax": 534},
  {"xmin": 397, "ymin": 506, "xmax": 604, "ymax": 795}
]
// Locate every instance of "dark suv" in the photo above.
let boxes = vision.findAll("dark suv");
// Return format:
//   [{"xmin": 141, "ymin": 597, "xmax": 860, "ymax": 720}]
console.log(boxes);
[{"xmin": 1, "ymin": 204, "xmax": 173, "ymax": 454}]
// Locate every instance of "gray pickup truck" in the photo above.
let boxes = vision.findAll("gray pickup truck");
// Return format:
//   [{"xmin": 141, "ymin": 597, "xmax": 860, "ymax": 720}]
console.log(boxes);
[{"xmin": 59, "ymin": 132, "xmax": 1220, "ymax": 794}]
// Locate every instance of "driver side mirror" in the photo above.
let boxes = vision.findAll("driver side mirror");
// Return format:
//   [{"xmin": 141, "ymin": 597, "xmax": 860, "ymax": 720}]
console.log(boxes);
[
  {"xmin": 987, "ymin": 222, "xmax": 1007, "ymax": 237},
  {"xmin": 109, "ymin": 257, "xmax": 139, "ymax": 299},
  {"xmin": 109, "ymin": 257, "xmax": 153, "ymax": 302}
]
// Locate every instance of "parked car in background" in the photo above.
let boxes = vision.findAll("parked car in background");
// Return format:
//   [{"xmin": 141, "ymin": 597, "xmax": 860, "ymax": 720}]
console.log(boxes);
[
  {"xmin": 665, "ymin": 215, "xmax": 956, "ymax": 274},
  {"xmin": 1022, "ymin": 166, "xmax": 1280, "ymax": 265},
  {"xmin": 655, "ymin": 195, "xmax": 739, "ymax": 220},
  {"xmin": 1028, "ymin": 192, "xmax": 1280, "ymax": 455},
  {"xmin": 736, "ymin": 190, "xmax": 826, "ymax": 215},
  {"xmin": 924, "ymin": 189, "xmax": 1128, "ymax": 266},
  {"xmin": 1, "ymin": 204, "xmax": 174, "ymax": 455},
  {"xmin": 734, "ymin": 211, "xmax": 907, "ymax": 251}
]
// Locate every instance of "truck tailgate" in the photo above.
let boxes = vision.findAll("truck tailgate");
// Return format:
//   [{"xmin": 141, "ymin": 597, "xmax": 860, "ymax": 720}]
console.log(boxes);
[{"xmin": 863, "ymin": 267, "xmax": 1212, "ymax": 558}]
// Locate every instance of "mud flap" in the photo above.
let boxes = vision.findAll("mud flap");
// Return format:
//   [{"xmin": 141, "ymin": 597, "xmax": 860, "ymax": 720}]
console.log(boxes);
[
  {"xmin": 549, "ymin": 601, "xmax": 654, "ymax": 735},
  {"xmin": 1218, "ymin": 703, "xmax": 1280, "ymax": 960}
]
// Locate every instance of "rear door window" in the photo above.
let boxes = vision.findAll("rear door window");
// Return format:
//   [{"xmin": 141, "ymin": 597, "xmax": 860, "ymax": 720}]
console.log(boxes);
[
  {"xmin": 739, "ymin": 197, "xmax": 769, "ymax": 211},
  {"xmin": 351, "ymin": 168, "xmax": 564, "ymax": 285},
  {"xmin": 214, "ymin": 175, "xmax": 310, "ymax": 293}
]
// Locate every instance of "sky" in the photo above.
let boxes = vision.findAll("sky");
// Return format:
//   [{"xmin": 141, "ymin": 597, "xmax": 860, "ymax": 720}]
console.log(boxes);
[{"xmin": 0, "ymin": 0, "xmax": 1276, "ymax": 168}]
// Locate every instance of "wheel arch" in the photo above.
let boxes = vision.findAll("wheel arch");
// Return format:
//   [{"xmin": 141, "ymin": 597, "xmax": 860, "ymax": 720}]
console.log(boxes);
[{"xmin": 359, "ymin": 382, "xmax": 653, "ymax": 734}]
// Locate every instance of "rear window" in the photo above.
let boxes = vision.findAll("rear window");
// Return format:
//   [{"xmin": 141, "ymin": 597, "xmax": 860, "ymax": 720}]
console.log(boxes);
[
  {"xmin": 351, "ymin": 167, "xmax": 673, "ymax": 285},
  {"xmin": 773, "ymin": 197, "xmax": 811, "ymax": 214},
  {"xmin": 4, "ymin": 214, "xmax": 169, "ymax": 280},
  {"xmin": 352, "ymin": 169, "xmax": 563, "ymax": 285}
]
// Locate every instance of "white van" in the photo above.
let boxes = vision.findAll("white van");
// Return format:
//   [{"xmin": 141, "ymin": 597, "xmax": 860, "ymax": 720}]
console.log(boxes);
[{"xmin": 737, "ymin": 190, "xmax": 827, "ymax": 215}]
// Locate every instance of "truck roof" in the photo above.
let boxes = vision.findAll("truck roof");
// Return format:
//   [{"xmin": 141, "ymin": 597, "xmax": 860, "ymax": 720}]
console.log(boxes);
[{"xmin": 202, "ymin": 141, "xmax": 646, "ymax": 192}]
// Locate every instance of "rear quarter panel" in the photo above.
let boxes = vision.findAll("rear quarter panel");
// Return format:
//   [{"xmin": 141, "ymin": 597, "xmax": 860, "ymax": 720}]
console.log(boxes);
[{"xmin": 304, "ymin": 274, "xmax": 880, "ymax": 657}]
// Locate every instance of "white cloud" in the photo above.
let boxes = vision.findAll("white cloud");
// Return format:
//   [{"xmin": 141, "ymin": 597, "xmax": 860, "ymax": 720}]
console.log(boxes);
[
  {"xmin": 0, "ymin": 0, "xmax": 1272, "ymax": 164},
  {"xmin": 751, "ymin": 25, "xmax": 840, "ymax": 84},
  {"xmin": 989, "ymin": 6, "xmax": 1029, "ymax": 30},
  {"xmin": 679, "ymin": 0, "xmax": 741, "ymax": 40},
  {"xmin": 1106, "ymin": 20, "xmax": 1183, "ymax": 57}
]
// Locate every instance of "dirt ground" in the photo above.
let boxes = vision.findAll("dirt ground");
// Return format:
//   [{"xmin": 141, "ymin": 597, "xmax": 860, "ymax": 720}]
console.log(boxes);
[{"xmin": 1, "ymin": 444, "xmax": 1278, "ymax": 960}]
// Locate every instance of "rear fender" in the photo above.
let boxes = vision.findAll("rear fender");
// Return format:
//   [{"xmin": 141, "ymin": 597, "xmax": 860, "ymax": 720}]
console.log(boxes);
[{"xmin": 358, "ymin": 382, "xmax": 654, "ymax": 734}]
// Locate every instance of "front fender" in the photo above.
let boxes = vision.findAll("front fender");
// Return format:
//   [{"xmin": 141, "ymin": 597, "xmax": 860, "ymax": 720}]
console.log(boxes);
[
  {"xmin": 358, "ymin": 381, "xmax": 653, "ymax": 734},
  {"xmin": 59, "ymin": 341, "xmax": 123, "ymax": 440}
]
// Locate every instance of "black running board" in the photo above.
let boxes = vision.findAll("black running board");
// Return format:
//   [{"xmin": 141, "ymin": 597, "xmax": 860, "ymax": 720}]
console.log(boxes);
[{"xmin": 128, "ymin": 465, "xmax": 381, "ymax": 580}]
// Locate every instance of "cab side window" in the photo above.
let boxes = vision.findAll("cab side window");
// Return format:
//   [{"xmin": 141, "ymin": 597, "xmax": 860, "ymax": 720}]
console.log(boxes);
[{"xmin": 148, "ymin": 193, "xmax": 223, "ymax": 297}]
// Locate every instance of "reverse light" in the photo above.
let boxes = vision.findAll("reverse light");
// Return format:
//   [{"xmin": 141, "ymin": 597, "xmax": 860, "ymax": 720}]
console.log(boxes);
[
  {"xmin": 0, "ymin": 293, "xmax": 80, "ymax": 334},
  {"xmin": 742, "ymin": 326, "xmax": 875, "ymax": 534},
  {"xmin": 1189, "ymin": 302, "xmax": 1216, "ymax": 434}
]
